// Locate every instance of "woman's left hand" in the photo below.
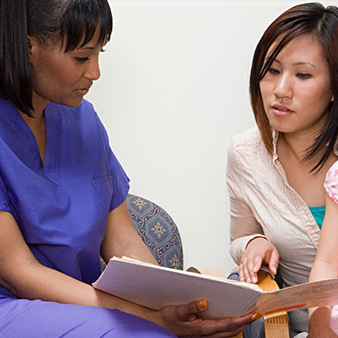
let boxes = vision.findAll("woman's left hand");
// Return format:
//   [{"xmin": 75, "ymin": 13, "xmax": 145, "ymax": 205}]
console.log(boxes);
[{"xmin": 156, "ymin": 299, "xmax": 253, "ymax": 337}]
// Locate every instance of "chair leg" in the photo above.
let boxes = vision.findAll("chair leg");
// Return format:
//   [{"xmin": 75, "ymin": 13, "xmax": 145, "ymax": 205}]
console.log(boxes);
[
  {"xmin": 263, "ymin": 312, "xmax": 289, "ymax": 338},
  {"xmin": 257, "ymin": 271, "xmax": 290, "ymax": 338}
]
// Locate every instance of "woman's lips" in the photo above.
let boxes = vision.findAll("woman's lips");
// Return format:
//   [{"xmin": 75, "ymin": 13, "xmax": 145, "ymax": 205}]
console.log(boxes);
[
  {"xmin": 271, "ymin": 105, "xmax": 293, "ymax": 117},
  {"xmin": 77, "ymin": 88, "xmax": 89, "ymax": 96}
]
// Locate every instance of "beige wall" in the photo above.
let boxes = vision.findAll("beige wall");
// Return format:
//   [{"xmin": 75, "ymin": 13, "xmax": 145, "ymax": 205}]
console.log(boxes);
[{"xmin": 87, "ymin": 0, "xmax": 336, "ymax": 273}]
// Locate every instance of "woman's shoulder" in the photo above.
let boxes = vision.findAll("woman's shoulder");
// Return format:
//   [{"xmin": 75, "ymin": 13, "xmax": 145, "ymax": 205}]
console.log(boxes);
[
  {"xmin": 229, "ymin": 127, "xmax": 266, "ymax": 158},
  {"xmin": 325, "ymin": 161, "xmax": 338, "ymax": 204},
  {"xmin": 227, "ymin": 127, "xmax": 269, "ymax": 178},
  {"xmin": 325, "ymin": 161, "xmax": 338, "ymax": 182}
]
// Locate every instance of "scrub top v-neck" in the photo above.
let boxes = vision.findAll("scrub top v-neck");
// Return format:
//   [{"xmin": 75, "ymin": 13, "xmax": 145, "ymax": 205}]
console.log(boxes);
[{"xmin": 0, "ymin": 98, "xmax": 130, "ymax": 297}]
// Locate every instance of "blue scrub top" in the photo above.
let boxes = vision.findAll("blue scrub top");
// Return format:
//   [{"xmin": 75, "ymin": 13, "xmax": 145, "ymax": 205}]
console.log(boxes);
[{"xmin": 0, "ymin": 98, "xmax": 129, "ymax": 297}]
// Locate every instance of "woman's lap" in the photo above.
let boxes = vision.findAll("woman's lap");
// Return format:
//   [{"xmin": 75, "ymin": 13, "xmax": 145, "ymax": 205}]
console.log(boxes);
[{"xmin": 0, "ymin": 297, "xmax": 176, "ymax": 338}]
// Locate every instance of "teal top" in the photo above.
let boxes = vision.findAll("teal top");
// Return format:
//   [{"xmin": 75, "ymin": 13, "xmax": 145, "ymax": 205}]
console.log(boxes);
[{"xmin": 308, "ymin": 205, "xmax": 326, "ymax": 229}]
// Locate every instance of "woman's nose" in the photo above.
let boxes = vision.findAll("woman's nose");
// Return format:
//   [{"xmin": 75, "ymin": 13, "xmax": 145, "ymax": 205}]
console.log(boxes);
[
  {"xmin": 273, "ymin": 74, "xmax": 293, "ymax": 99},
  {"xmin": 84, "ymin": 57, "xmax": 101, "ymax": 81}
]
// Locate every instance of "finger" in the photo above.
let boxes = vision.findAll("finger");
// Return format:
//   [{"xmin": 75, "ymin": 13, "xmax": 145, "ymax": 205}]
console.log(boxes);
[
  {"xmin": 201, "ymin": 324, "xmax": 246, "ymax": 338},
  {"xmin": 253, "ymin": 254, "xmax": 263, "ymax": 273},
  {"xmin": 239, "ymin": 263, "xmax": 245, "ymax": 281},
  {"xmin": 268, "ymin": 248, "xmax": 279, "ymax": 275},
  {"xmin": 250, "ymin": 255, "xmax": 263, "ymax": 283},
  {"xmin": 240, "ymin": 256, "xmax": 251, "ymax": 282},
  {"xmin": 217, "ymin": 314, "xmax": 253, "ymax": 337},
  {"xmin": 190, "ymin": 315, "xmax": 253, "ymax": 337},
  {"xmin": 246, "ymin": 255, "xmax": 255, "ymax": 281},
  {"xmin": 245, "ymin": 254, "xmax": 260, "ymax": 283},
  {"xmin": 175, "ymin": 299, "xmax": 207, "ymax": 321},
  {"xmin": 242, "ymin": 263, "xmax": 251, "ymax": 283}
]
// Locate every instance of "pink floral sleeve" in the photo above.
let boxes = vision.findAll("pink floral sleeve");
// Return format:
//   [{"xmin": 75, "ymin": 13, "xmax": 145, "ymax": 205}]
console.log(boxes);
[{"xmin": 324, "ymin": 161, "xmax": 338, "ymax": 204}]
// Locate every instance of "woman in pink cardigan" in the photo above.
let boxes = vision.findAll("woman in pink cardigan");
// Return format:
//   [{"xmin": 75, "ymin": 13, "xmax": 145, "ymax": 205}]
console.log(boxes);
[{"xmin": 226, "ymin": 2, "xmax": 338, "ymax": 337}]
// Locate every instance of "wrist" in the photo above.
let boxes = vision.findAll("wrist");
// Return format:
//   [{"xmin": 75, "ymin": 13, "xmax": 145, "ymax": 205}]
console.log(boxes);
[{"xmin": 246, "ymin": 236, "xmax": 268, "ymax": 249}]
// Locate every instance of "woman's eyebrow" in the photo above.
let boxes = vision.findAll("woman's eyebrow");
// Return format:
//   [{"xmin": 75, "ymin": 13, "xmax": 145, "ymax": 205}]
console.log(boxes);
[
  {"xmin": 294, "ymin": 61, "xmax": 317, "ymax": 68},
  {"xmin": 268, "ymin": 58, "xmax": 317, "ymax": 68}
]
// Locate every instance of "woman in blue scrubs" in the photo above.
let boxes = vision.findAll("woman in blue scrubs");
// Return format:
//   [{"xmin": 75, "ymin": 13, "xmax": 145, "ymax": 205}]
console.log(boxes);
[{"xmin": 0, "ymin": 1, "xmax": 253, "ymax": 337}]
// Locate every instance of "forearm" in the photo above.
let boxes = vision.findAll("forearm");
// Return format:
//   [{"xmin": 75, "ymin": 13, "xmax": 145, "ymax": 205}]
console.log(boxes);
[
  {"xmin": 309, "ymin": 261, "xmax": 337, "ymax": 322},
  {"xmin": 4, "ymin": 260, "xmax": 159, "ymax": 325},
  {"xmin": 230, "ymin": 234, "xmax": 268, "ymax": 265},
  {"xmin": 310, "ymin": 260, "xmax": 338, "ymax": 283}
]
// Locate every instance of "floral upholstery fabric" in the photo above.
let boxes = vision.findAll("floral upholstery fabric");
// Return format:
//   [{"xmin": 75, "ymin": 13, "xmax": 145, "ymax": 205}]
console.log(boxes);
[
  {"xmin": 100, "ymin": 194, "xmax": 183, "ymax": 272},
  {"xmin": 126, "ymin": 194, "xmax": 183, "ymax": 270}
]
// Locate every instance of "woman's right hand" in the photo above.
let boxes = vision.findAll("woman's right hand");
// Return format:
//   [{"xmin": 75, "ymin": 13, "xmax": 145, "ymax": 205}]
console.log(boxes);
[
  {"xmin": 239, "ymin": 237, "xmax": 279, "ymax": 283},
  {"xmin": 155, "ymin": 299, "xmax": 253, "ymax": 337}
]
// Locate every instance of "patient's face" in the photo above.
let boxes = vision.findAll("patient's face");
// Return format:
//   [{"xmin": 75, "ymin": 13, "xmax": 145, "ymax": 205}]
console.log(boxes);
[{"xmin": 259, "ymin": 33, "xmax": 333, "ymax": 136}]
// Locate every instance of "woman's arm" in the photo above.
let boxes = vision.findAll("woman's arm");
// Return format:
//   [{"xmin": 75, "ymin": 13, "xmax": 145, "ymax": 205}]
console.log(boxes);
[
  {"xmin": 100, "ymin": 201, "xmax": 158, "ymax": 265},
  {"xmin": 308, "ymin": 194, "xmax": 338, "ymax": 337},
  {"xmin": 310, "ymin": 194, "xmax": 338, "ymax": 282},
  {"xmin": 0, "ymin": 208, "xmax": 253, "ymax": 336},
  {"xmin": 0, "ymin": 209, "xmax": 158, "ymax": 316},
  {"xmin": 227, "ymin": 145, "xmax": 279, "ymax": 283},
  {"xmin": 99, "ymin": 201, "xmax": 256, "ymax": 336}
]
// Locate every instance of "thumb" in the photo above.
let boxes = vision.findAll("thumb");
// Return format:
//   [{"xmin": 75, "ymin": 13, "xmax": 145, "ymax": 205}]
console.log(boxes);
[{"xmin": 175, "ymin": 299, "xmax": 207, "ymax": 321}]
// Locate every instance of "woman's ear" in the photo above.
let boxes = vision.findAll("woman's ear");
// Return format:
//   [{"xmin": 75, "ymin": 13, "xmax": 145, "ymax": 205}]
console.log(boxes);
[
  {"xmin": 28, "ymin": 36, "xmax": 32, "ymax": 55},
  {"xmin": 27, "ymin": 36, "xmax": 40, "ymax": 65},
  {"xmin": 27, "ymin": 36, "xmax": 39, "ymax": 58}
]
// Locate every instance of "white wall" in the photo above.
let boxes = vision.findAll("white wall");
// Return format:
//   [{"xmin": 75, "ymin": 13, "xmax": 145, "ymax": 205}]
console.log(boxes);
[{"xmin": 87, "ymin": 0, "xmax": 336, "ymax": 273}]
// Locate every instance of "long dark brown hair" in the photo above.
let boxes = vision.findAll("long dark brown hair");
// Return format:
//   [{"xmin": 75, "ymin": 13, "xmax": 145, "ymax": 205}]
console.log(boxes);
[{"xmin": 250, "ymin": 2, "xmax": 338, "ymax": 170}]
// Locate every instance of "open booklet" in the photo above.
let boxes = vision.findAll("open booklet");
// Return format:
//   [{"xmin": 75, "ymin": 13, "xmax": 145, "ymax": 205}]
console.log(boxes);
[{"xmin": 93, "ymin": 256, "xmax": 338, "ymax": 319}]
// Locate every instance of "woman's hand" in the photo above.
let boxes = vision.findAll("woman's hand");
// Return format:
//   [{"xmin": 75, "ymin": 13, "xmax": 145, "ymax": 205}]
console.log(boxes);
[
  {"xmin": 308, "ymin": 307, "xmax": 338, "ymax": 338},
  {"xmin": 239, "ymin": 237, "xmax": 279, "ymax": 283},
  {"xmin": 156, "ymin": 299, "xmax": 253, "ymax": 337}
]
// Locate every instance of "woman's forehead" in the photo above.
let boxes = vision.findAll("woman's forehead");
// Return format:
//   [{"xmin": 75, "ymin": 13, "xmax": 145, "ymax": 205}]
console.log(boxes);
[{"xmin": 265, "ymin": 33, "xmax": 323, "ymax": 61}]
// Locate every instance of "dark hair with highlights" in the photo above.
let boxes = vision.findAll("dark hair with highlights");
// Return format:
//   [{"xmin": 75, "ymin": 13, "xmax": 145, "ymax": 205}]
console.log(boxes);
[
  {"xmin": 249, "ymin": 2, "xmax": 338, "ymax": 170},
  {"xmin": 0, "ymin": 0, "xmax": 113, "ymax": 116}
]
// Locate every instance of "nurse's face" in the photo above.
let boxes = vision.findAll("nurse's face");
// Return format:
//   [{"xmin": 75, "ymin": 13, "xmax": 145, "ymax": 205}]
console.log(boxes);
[
  {"xmin": 29, "ymin": 27, "xmax": 104, "ymax": 114},
  {"xmin": 259, "ymin": 34, "xmax": 333, "ymax": 136}
]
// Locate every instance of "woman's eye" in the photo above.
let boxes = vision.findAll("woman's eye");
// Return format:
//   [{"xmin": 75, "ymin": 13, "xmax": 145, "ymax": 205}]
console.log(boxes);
[
  {"xmin": 268, "ymin": 67, "xmax": 279, "ymax": 75},
  {"xmin": 296, "ymin": 73, "xmax": 311, "ymax": 79},
  {"xmin": 75, "ymin": 57, "xmax": 89, "ymax": 63}
]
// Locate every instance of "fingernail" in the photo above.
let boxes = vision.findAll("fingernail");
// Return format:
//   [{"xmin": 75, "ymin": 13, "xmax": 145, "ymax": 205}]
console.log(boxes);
[
  {"xmin": 198, "ymin": 299, "xmax": 207, "ymax": 309},
  {"xmin": 252, "ymin": 313, "xmax": 262, "ymax": 320}
]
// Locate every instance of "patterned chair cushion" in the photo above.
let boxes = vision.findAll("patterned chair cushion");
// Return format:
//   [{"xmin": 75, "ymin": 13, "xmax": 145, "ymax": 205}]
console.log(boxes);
[
  {"xmin": 100, "ymin": 194, "xmax": 183, "ymax": 272},
  {"xmin": 126, "ymin": 194, "xmax": 183, "ymax": 270}
]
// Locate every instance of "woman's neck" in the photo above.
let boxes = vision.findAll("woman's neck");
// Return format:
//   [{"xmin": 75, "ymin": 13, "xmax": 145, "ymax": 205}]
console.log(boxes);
[
  {"xmin": 31, "ymin": 91, "xmax": 48, "ymax": 119},
  {"xmin": 19, "ymin": 107, "xmax": 46, "ymax": 165},
  {"xmin": 279, "ymin": 129, "xmax": 324, "ymax": 164}
]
